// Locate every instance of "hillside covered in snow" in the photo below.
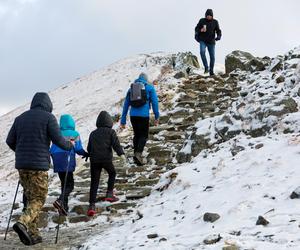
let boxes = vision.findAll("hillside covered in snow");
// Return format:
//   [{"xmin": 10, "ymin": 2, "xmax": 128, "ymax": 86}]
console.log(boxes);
[{"xmin": 1, "ymin": 47, "xmax": 300, "ymax": 250}]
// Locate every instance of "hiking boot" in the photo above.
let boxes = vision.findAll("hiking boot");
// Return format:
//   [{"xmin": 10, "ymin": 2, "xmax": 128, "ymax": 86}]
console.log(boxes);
[
  {"xmin": 30, "ymin": 233, "xmax": 43, "ymax": 245},
  {"xmin": 204, "ymin": 68, "xmax": 209, "ymax": 74},
  {"xmin": 13, "ymin": 222, "xmax": 32, "ymax": 246},
  {"xmin": 209, "ymin": 71, "xmax": 215, "ymax": 76},
  {"xmin": 87, "ymin": 203, "xmax": 96, "ymax": 217},
  {"xmin": 104, "ymin": 191, "xmax": 119, "ymax": 203},
  {"xmin": 53, "ymin": 200, "xmax": 68, "ymax": 216},
  {"xmin": 134, "ymin": 152, "xmax": 144, "ymax": 166}
]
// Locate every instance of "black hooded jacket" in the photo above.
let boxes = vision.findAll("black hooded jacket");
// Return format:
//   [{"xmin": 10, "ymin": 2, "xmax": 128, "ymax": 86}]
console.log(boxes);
[
  {"xmin": 6, "ymin": 92, "xmax": 73, "ymax": 171},
  {"xmin": 195, "ymin": 9, "xmax": 222, "ymax": 44},
  {"xmin": 87, "ymin": 111, "xmax": 124, "ymax": 163}
]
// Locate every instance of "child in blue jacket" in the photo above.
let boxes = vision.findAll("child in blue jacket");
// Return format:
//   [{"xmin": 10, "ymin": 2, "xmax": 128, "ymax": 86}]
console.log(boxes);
[{"xmin": 50, "ymin": 114, "xmax": 88, "ymax": 215}]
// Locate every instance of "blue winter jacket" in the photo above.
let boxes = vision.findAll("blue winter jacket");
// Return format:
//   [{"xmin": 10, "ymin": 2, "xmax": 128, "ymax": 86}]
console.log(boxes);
[
  {"xmin": 121, "ymin": 76, "xmax": 159, "ymax": 125},
  {"xmin": 50, "ymin": 114, "xmax": 86, "ymax": 173}
]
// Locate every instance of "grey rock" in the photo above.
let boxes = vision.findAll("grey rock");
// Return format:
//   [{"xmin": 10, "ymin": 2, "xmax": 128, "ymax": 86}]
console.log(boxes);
[
  {"xmin": 71, "ymin": 205, "xmax": 90, "ymax": 215},
  {"xmin": 203, "ymin": 234, "xmax": 222, "ymax": 245},
  {"xmin": 174, "ymin": 71, "xmax": 186, "ymax": 79},
  {"xmin": 231, "ymin": 145, "xmax": 245, "ymax": 156},
  {"xmin": 290, "ymin": 187, "xmax": 300, "ymax": 199},
  {"xmin": 255, "ymin": 143, "xmax": 264, "ymax": 149},
  {"xmin": 276, "ymin": 75, "xmax": 285, "ymax": 83},
  {"xmin": 69, "ymin": 215, "xmax": 90, "ymax": 223},
  {"xmin": 176, "ymin": 151, "xmax": 192, "ymax": 163},
  {"xmin": 203, "ymin": 212, "xmax": 220, "ymax": 223},
  {"xmin": 222, "ymin": 246, "xmax": 240, "ymax": 250},
  {"xmin": 225, "ymin": 50, "xmax": 266, "ymax": 74},
  {"xmin": 256, "ymin": 216, "xmax": 269, "ymax": 226},
  {"xmin": 126, "ymin": 188, "xmax": 151, "ymax": 200},
  {"xmin": 270, "ymin": 59, "xmax": 283, "ymax": 72},
  {"xmin": 147, "ymin": 233, "xmax": 158, "ymax": 239}
]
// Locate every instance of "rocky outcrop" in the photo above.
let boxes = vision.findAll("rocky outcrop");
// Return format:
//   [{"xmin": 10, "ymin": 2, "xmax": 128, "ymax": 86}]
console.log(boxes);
[{"xmin": 225, "ymin": 50, "xmax": 267, "ymax": 74}]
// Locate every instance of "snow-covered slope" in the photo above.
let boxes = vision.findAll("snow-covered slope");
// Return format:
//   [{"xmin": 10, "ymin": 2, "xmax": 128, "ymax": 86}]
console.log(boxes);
[
  {"xmin": 83, "ymin": 134, "xmax": 300, "ymax": 250},
  {"xmin": 81, "ymin": 48, "xmax": 300, "ymax": 250},
  {"xmin": 1, "ymin": 46, "xmax": 300, "ymax": 250}
]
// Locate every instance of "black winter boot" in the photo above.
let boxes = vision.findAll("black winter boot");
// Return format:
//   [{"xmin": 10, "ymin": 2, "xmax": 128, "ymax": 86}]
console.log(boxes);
[{"xmin": 13, "ymin": 222, "xmax": 32, "ymax": 246}]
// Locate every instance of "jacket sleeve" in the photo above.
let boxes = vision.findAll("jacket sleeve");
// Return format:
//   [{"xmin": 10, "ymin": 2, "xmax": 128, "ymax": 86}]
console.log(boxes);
[
  {"xmin": 111, "ymin": 130, "xmax": 124, "ymax": 156},
  {"xmin": 149, "ymin": 86, "xmax": 160, "ymax": 120},
  {"xmin": 75, "ymin": 138, "xmax": 86, "ymax": 156},
  {"xmin": 6, "ymin": 120, "xmax": 17, "ymax": 151},
  {"xmin": 195, "ymin": 19, "xmax": 203, "ymax": 32},
  {"xmin": 48, "ymin": 114, "xmax": 73, "ymax": 151},
  {"xmin": 120, "ymin": 90, "xmax": 130, "ymax": 125},
  {"xmin": 215, "ymin": 20, "xmax": 222, "ymax": 39}
]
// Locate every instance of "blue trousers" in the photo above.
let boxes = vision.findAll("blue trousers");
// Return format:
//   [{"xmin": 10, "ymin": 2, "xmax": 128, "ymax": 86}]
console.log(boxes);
[{"xmin": 200, "ymin": 41, "xmax": 215, "ymax": 73}]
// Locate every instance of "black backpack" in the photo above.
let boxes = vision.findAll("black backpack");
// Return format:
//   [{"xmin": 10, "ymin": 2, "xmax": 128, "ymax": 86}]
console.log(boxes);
[{"xmin": 129, "ymin": 82, "xmax": 147, "ymax": 107}]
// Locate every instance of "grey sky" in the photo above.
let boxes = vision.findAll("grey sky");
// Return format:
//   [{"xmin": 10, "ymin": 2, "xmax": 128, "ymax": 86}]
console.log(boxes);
[{"xmin": 1, "ymin": 0, "xmax": 299, "ymax": 115}]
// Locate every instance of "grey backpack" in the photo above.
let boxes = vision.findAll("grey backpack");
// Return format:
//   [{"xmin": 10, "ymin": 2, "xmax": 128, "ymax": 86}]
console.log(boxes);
[{"xmin": 130, "ymin": 82, "xmax": 147, "ymax": 107}]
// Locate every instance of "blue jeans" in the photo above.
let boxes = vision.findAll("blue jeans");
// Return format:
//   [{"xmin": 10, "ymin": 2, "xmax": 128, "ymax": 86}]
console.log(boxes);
[{"xmin": 200, "ymin": 41, "xmax": 215, "ymax": 73}]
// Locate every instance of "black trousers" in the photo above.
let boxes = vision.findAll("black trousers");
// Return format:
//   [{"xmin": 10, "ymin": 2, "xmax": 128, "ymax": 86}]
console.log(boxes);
[
  {"xmin": 89, "ymin": 162, "xmax": 116, "ymax": 204},
  {"xmin": 58, "ymin": 172, "xmax": 74, "ymax": 207},
  {"xmin": 130, "ymin": 116, "xmax": 150, "ymax": 153}
]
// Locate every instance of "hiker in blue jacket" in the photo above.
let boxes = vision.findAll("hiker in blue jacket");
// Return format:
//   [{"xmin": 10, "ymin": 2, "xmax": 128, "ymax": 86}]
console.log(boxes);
[
  {"xmin": 50, "ymin": 114, "xmax": 88, "ymax": 215},
  {"xmin": 121, "ymin": 73, "xmax": 159, "ymax": 165}
]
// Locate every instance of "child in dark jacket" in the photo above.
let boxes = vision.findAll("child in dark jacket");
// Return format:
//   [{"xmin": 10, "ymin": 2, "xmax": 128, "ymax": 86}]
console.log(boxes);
[
  {"xmin": 87, "ymin": 111, "xmax": 125, "ymax": 216},
  {"xmin": 50, "ymin": 114, "xmax": 88, "ymax": 215}
]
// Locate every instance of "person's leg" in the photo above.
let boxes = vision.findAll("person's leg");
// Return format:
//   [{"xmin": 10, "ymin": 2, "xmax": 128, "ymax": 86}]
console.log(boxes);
[
  {"xmin": 18, "ymin": 170, "xmax": 48, "ymax": 237},
  {"xmin": 22, "ymin": 193, "xmax": 27, "ymax": 212},
  {"xmin": 130, "ymin": 116, "xmax": 139, "ymax": 152},
  {"xmin": 60, "ymin": 172, "xmax": 74, "ymax": 212},
  {"xmin": 89, "ymin": 164, "xmax": 102, "ymax": 205},
  {"xmin": 136, "ymin": 117, "xmax": 150, "ymax": 153},
  {"xmin": 200, "ymin": 41, "xmax": 208, "ymax": 72},
  {"xmin": 207, "ymin": 43, "xmax": 216, "ymax": 75},
  {"xmin": 58, "ymin": 172, "xmax": 65, "ymax": 201},
  {"xmin": 103, "ymin": 162, "xmax": 116, "ymax": 192}
]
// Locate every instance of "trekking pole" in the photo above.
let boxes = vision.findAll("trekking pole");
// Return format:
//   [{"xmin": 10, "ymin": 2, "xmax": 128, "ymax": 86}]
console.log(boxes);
[
  {"xmin": 4, "ymin": 181, "xmax": 20, "ymax": 240},
  {"xmin": 55, "ymin": 152, "xmax": 71, "ymax": 244}
]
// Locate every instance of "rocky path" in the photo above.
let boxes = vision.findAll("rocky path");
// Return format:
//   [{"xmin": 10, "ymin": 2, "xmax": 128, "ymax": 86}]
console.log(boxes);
[{"xmin": 1, "ymin": 72, "xmax": 240, "ymax": 250}]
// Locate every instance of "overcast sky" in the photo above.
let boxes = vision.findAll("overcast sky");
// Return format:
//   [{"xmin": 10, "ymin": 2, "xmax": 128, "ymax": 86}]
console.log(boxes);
[{"xmin": 1, "ymin": 0, "xmax": 299, "ymax": 115}]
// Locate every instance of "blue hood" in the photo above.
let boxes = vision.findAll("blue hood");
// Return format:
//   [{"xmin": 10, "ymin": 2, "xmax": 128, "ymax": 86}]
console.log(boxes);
[
  {"xmin": 60, "ymin": 114, "xmax": 75, "ymax": 131},
  {"xmin": 59, "ymin": 114, "xmax": 79, "ymax": 137},
  {"xmin": 135, "ymin": 76, "xmax": 148, "ymax": 85}
]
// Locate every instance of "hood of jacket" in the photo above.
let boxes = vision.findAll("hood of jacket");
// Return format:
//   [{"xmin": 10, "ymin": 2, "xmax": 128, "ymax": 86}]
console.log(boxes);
[
  {"xmin": 205, "ymin": 9, "xmax": 213, "ymax": 17},
  {"xmin": 96, "ymin": 111, "xmax": 113, "ymax": 128},
  {"xmin": 60, "ymin": 114, "xmax": 75, "ymax": 131},
  {"xmin": 135, "ymin": 73, "xmax": 148, "ymax": 85},
  {"xmin": 30, "ymin": 92, "xmax": 53, "ymax": 113}
]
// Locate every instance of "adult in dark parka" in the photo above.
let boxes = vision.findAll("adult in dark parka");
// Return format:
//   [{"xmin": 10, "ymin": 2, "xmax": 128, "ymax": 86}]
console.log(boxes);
[
  {"xmin": 6, "ymin": 92, "xmax": 73, "ymax": 245},
  {"xmin": 195, "ymin": 9, "xmax": 222, "ymax": 76}
]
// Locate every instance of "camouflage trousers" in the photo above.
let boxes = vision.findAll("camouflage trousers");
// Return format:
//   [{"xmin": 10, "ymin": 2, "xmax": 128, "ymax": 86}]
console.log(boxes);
[{"xmin": 18, "ymin": 170, "xmax": 48, "ymax": 237}]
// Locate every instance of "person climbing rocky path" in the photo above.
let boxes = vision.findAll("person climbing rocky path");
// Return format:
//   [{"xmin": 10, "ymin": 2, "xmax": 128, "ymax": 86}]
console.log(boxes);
[
  {"xmin": 2, "ymin": 69, "xmax": 240, "ymax": 248},
  {"xmin": 2, "ymin": 47, "xmax": 299, "ymax": 249}
]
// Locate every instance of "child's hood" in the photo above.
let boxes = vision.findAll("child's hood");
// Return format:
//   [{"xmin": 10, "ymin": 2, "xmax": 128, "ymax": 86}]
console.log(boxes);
[
  {"xmin": 96, "ymin": 111, "xmax": 113, "ymax": 128},
  {"xmin": 60, "ymin": 114, "xmax": 76, "ymax": 131}
]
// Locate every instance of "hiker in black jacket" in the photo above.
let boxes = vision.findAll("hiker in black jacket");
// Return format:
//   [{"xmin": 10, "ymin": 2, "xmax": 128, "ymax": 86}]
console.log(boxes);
[
  {"xmin": 6, "ymin": 92, "xmax": 74, "ymax": 245},
  {"xmin": 87, "ymin": 111, "xmax": 125, "ymax": 216},
  {"xmin": 195, "ymin": 9, "xmax": 222, "ymax": 76}
]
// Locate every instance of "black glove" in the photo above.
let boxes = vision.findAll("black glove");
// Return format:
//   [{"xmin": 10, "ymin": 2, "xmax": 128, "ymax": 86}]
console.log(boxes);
[
  {"xmin": 215, "ymin": 37, "xmax": 221, "ymax": 41},
  {"xmin": 82, "ymin": 152, "xmax": 89, "ymax": 162}
]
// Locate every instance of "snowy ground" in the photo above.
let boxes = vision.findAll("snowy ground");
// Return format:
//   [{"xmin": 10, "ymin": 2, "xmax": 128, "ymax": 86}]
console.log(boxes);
[
  {"xmin": 1, "ymin": 47, "xmax": 300, "ymax": 250},
  {"xmin": 82, "ymin": 133, "xmax": 300, "ymax": 250}
]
